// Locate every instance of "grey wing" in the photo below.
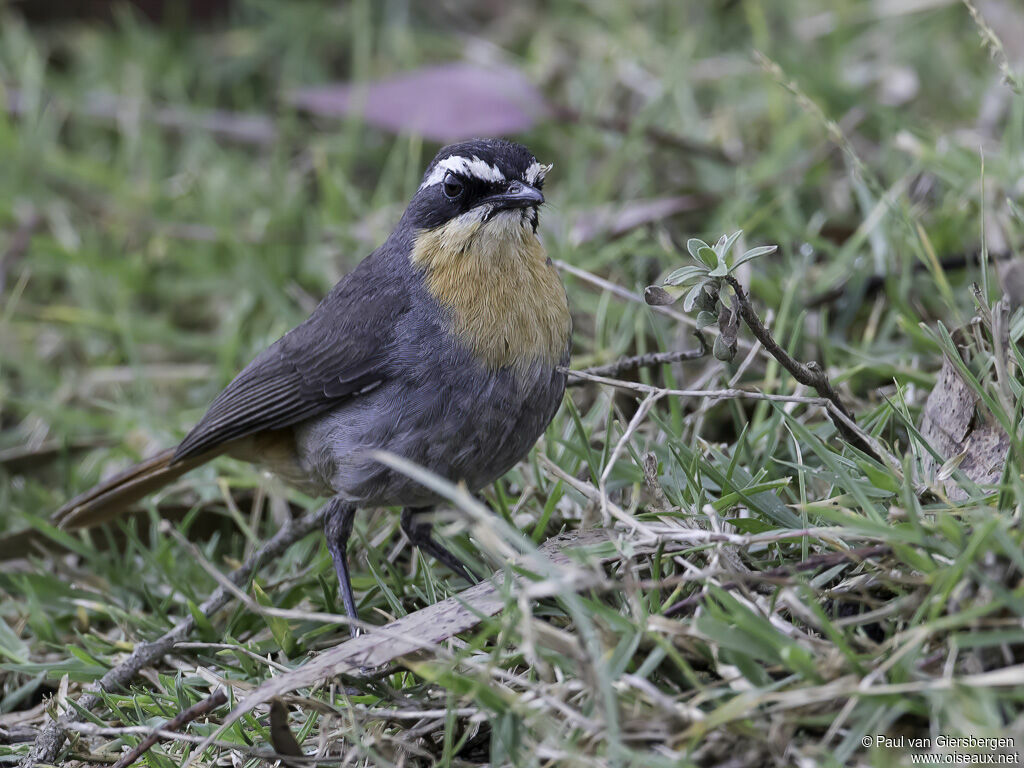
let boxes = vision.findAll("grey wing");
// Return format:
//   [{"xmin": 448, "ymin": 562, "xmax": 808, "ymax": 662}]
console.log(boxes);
[{"xmin": 173, "ymin": 252, "xmax": 406, "ymax": 462}]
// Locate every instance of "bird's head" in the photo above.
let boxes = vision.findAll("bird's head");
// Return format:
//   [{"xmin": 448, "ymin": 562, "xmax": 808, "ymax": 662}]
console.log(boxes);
[
  {"xmin": 398, "ymin": 139, "xmax": 568, "ymax": 372},
  {"xmin": 401, "ymin": 138, "xmax": 549, "ymax": 241}
]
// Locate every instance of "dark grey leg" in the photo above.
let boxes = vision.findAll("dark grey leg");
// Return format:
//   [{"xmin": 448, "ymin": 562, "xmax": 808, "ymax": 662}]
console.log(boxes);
[
  {"xmin": 323, "ymin": 498, "xmax": 359, "ymax": 637},
  {"xmin": 400, "ymin": 507, "xmax": 479, "ymax": 584}
]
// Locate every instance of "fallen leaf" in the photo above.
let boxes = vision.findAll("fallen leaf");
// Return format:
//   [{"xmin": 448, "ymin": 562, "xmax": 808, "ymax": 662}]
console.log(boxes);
[
  {"xmin": 919, "ymin": 322, "xmax": 1010, "ymax": 499},
  {"xmin": 287, "ymin": 63, "xmax": 547, "ymax": 141},
  {"xmin": 268, "ymin": 700, "xmax": 304, "ymax": 762}
]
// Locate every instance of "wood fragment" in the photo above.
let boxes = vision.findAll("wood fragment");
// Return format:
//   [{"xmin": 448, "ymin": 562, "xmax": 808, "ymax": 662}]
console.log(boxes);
[
  {"xmin": 182, "ymin": 529, "xmax": 613, "ymax": 765},
  {"xmin": 566, "ymin": 335, "xmax": 707, "ymax": 385},
  {"xmin": 725, "ymin": 276, "xmax": 880, "ymax": 460}
]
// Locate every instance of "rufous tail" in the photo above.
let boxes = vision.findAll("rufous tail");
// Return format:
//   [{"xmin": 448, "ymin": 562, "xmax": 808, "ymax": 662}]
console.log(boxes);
[{"xmin": 52, "ymin": 447, "xmax": 218, "ymax": 530}]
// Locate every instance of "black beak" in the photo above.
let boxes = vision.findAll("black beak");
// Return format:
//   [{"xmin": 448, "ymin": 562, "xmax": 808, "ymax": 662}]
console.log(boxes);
[{"xmin": 479, "ymin": 180, "xmax": 544, "ymax": 211}]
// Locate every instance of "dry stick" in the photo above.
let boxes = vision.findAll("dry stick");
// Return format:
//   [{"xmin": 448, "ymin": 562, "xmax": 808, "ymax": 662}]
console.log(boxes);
[
  {"xmin": 110, "ymin": 689, "xmax": 227, "ymax": 768},
  {"xmin": 19, "ymin": 509, "xmax": 327, "ymax": 768},
  {"xmin": 563, "ymin": 366, "xmax": 895, "ymax": 470},
  {"xmin": 724, "ymin": 276, "xmax": 880, "ymax": 461},
  {"xmin": 663, "ymin": 544, "xmax": 892, "ymax": 617},
  {"xmin": 567, "ymin": 333, "xmax": 708, "ymax": 386},
  {"xmin": 180, "ymin": 529, "xmax": 615, "ymax": 767},
  {"xmin": 553, "ymin": 259, "xmax": 695, "ymax": 328}
]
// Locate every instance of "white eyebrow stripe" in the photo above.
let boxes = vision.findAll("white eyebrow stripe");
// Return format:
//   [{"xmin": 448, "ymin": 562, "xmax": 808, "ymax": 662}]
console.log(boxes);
[
  {"xmin": 419, "ymin": 155, "xmax": 506, "ymax": 189},
  {"xmin": 524, "ymin": 161, "xmax": 552, "ymax": 186}
]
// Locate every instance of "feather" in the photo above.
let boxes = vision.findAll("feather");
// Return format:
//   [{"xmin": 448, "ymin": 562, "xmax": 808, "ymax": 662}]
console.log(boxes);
[{"xmin": 174, "ymin": 247, "xmax": 408, "ymax": 461}]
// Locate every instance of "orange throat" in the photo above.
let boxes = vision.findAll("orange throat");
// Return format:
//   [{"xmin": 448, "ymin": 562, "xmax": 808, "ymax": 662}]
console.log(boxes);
[{"xmin": 411, "ymin": 210, "xmax": 571, "ymax": 373}]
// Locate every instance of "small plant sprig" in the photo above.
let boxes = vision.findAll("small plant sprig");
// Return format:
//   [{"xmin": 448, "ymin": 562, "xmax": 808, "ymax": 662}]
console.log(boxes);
[
  {"xmin": 645, "ymin": 231, "xmax": 776, "ymax": 362},
  {"xmin": 645, "ymin": 231, "xmax": 885, "ymax": 462}
]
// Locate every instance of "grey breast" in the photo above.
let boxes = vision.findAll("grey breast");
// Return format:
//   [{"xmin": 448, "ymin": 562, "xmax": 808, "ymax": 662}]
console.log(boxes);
[{"xmin": 293, "ymin": 283, "xmax": 567, "ymax": 508}]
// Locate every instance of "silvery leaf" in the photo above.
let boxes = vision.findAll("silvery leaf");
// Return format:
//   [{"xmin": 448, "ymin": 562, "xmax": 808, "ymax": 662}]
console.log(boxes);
[
  {"xmin": 687, "ymin": 237, "xmax": 710, "ymax": 262},
  {"xmin": 696, "ymin": 311, "xmax": 717, "ymax": 330},
  {"xmin": 682, "ymin": 282, "xmax": 705, "ymax": 313},
  {"xmin": 729, "ymin": 244, "xmax": 777, "ymax": 272},
  {"xmin": 697, "ymin": 246, "xmax": 719, "ymax": 269},
  {"xmin": 664, "ymin": 265, "xmax": 708, "ymax": 286}
]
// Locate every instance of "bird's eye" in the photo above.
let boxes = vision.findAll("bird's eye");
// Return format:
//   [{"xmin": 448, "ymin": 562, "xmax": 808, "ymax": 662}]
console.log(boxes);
[{"xmin": 442, "ymin": 172, "xmax": 464, "ymax": 200}]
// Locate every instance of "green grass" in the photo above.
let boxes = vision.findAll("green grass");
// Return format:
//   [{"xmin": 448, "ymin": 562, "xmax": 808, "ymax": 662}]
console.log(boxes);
[{"xmin": 3, "ymin": 1, "xmax": 1024, "ymax": 766}]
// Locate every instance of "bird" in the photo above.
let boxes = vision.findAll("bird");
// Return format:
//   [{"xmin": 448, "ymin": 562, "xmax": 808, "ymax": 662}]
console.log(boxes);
[{"xmin": 49, "ymin": 138, "xmax": 572, "ymax": 632}]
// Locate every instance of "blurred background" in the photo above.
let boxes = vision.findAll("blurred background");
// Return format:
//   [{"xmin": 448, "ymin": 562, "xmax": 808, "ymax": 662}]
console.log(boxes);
[
  {"xmin": 4, "ymin": 0, "xmax": 1021, "ymax": 480},
  {"xmin": 2, "ymin": 1, "xmax": 1024, "ymax": 765}
]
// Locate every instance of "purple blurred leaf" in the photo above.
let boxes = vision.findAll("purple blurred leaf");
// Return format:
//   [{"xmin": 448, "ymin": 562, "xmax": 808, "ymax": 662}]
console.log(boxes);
[{"xmin": 287, "ymin": 63, "xmax": 548, "ymax": 141}]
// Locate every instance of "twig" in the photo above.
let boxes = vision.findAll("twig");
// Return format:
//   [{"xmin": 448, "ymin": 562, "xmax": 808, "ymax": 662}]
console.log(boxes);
[
  {"xmin": 598, "ymin": 392, "xmax": 664, "ymax": 527},
  {"xmin": 663, "ymin": 544, "xmax": 892, "ymax": 616},
  {"xmin": 562, "ymin": 369, "xmax": 903, "ymax": 476},
  {"xmin": 181, "ymin": 529, "xmax": 616, "ymax": 766},
  {"xmin": 553, "ymin": 260, "xmax": 760, "ymax": 363},
  {"xmin": 111, "ymin": 689, "xmax": 227, "ymax": 768},
  {"xmin": 724, "ymin": 275, "xmax": 879, "ymax": 460},
  {"xmin": 566, "ymin": 333, "xmax": 708, "ymax": 386},
  {"xmin": 19, "ymin": 509, "xmax": 327, "ymax": 768}
]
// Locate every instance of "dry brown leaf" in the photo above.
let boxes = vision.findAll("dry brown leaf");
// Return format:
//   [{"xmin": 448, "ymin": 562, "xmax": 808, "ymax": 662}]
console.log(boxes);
[{"xmin": 919, "ymin": 329, "xmax": 1010, "ymax": 498}]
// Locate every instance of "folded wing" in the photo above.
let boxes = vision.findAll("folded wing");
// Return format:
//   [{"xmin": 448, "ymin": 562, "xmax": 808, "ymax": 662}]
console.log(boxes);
[{"xmin": 174, "ymin": 251, "xmax": 406, "ymax": 461}]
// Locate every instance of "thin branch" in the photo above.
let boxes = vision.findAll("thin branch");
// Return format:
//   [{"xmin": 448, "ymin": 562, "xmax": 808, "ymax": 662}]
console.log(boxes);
[
  {"xmin": 725, "ymin": 275, "xmax": 880, "ymax": 460},
  {"xmin": 553, "ymin": 259, "xmax": 694, "ymax": 327},
  {"xmin": 19, "ymin": 509, "xmax": 327, "ymax": 768},
  {"xmin": 598, "ymin": 392, "xmax": 664, "ymax": 527},
  {"xmin": 567, "ymin": 332, "xmax": 708, "ymax": 386},
  {"xmin": 111, "ymin": 689, "xmax": 227, "ymax": 768},
  {"xmin": 562, "ymin": 368, "xmax": 903, "ymax": 474}
]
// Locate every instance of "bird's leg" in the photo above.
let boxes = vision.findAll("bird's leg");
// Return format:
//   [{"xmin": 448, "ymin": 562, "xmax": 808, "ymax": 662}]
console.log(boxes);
[
  {"xmin": 322, "ymin": 497, "xmax": 359, "ymax": 637},
  {"xmin": 400, "ymin": 506, "xmax": 479, "ymax": 584}
]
